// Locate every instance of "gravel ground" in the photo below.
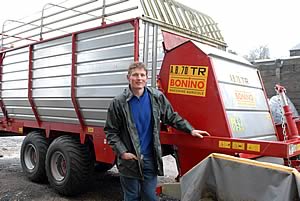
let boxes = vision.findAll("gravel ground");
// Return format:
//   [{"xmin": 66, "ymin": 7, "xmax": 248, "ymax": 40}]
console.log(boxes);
[{"xmin": 0, "ymin": 135, "xmax": 179, "ymax": 201}]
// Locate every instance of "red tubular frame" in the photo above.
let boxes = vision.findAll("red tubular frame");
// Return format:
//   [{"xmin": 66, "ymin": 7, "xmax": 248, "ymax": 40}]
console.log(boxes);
[
  {"xmin": 275, "ymin": 84, "xmax": 299, "ymax": 139},
  {"xmin": 0, "ymin": 53, "xmax": 5, "ymax": 114},
  {"xmin": 160, "ymin": 132, "xmax": 300, "ymax": 158},
  {"xmin": 283, "ymin": 105, "xmax": 299, "ymax": 138},
  {"xmin": 258, "ymin": 71, "xmax": 280, "ymax": 139},
  {"xmin": 28, "ymin": 45, "xmax": 41, "ymax": 127},
  {"xmin": 133, "ymin": 18, "xmax": 139, "ymax": 61},
  {"xmin": 71, "ymin": 33, "xmax": 84, "ymax": 131},
  {"xmin": 0, "ymin": 52, "xmax": 8, "ymax": 122}
]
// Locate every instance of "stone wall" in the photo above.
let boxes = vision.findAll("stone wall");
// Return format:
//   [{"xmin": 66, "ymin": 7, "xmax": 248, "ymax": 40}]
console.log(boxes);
[
  {"xmin": 290, "ymin": 50, "xmax": 300, "ymax": 57},
  {"xmin": 255, "ymin": 57, "xmax": 300, "ymax": 112}
]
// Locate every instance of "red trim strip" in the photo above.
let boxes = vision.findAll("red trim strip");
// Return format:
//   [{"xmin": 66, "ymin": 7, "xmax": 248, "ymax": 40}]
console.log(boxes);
[
  {"xmin": 133, "ymin": 18, "xmax": 139, "ymax": 61},
  {"xmin": 28, "ymin": 45, "xmax": 41, "ymax": 126},
  {"xmin": 0, "ymin": 119, "xmax": 104, "ymax": 138},
  {"xmin": 258, "ymin": 70, "xmax": 279, "ymax": 139},
  {"xmin": 0, "ymin": 52, "xmax": 8, "ymax": 121},
  {"xmin": 71, "ymin": 33, "xmax": 85, "ymax": 130},
  {"xmin": 160, "ymin": 131, "xmax": 300, "ymax": 158}
]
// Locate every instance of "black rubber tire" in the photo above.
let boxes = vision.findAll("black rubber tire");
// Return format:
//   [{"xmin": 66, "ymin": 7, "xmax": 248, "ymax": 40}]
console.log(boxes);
[
  {"xmin": 45, "ymin": 135, "xmax": 93, "ymax": 196},
  {"xmin": 20, "ymin": 131, "xmax": 49, "ymax": 182}
]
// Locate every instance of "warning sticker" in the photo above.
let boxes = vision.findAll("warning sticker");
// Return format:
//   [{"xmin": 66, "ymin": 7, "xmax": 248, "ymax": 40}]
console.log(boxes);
[
  {"xmin": 247, "ymin": 143, "xmax": 260, "ymax": 152},
  {"xmin": 168, "ymin": 65, "xmax": 208, "ymax": 97},
  {"xmin": 219, "ymin": 141, "xmax": 231, "ymax": 149},
  {"xmin": 232, "ymin": 142, "xmax": 245, "ymax": 150}
]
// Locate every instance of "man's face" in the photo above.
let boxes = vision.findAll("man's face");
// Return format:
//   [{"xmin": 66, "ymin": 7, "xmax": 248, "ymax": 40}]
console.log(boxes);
[{"xmin": 127, "ymin": 68, "xmax": 148, "ymax": 90}]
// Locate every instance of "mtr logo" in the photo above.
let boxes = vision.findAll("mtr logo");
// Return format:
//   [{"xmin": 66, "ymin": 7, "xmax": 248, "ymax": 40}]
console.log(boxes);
[{"xmin": 168, "ymin": 65, "xmax": 208, "ymax": 97}]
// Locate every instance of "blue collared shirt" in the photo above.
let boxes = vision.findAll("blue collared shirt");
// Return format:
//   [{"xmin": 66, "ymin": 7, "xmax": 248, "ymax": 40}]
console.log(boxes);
[{"xmin": 128, "ymin": 88, "xmax": 153, "ymax": 156}]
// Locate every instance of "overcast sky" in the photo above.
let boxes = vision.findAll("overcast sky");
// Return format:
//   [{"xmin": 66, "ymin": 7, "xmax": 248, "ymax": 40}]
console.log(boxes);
[
  {"xmin": 178, "ymin": 0, "xmax": 300, "ymax": 58},
  {"xmin": 1, "ymin": 0, "xmax": 300, "ymax": 58}
]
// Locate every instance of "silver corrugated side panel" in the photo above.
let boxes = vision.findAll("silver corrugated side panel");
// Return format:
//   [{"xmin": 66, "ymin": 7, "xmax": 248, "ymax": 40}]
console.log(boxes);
[
  {"xmin": 75, "ymin": 22, "xmax": 135, "ymax": 126},
  {"xmin": 1, "ymin": 46, "xmax": 29, "ymax": 119}
]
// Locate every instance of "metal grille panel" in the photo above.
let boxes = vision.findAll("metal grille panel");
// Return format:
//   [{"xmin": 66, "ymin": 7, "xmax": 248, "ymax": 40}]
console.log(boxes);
[
  {"xmin": 1, "ymin": 47, "xmax": 30, "ymax": 119},
  {"xmin": 31, "ymin": 35, "xmax": 74, "ymax": 122},
  {"xmin": 76, "ymin": 22, "xmax": 134, "ymax": 126}
]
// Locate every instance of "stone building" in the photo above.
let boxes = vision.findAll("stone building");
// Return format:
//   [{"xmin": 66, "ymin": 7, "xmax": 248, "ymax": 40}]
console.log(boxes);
[
  {"xmin": 290, "ymin": 43, "xmax": 300, "ymax": 57},
  {"xmin": 253, "ymin": 44, "xmax": 300, "ymax": 112}
]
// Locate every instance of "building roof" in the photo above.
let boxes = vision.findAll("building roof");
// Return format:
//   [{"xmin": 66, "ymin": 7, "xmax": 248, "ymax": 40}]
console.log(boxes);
[{"xmin": 291, "ymin": 43, "xmax": 300, "ymax": 51}]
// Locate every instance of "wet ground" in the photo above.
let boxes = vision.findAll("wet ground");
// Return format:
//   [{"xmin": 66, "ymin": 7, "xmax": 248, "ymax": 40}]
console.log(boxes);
[{"xmin": 0, "ymin": 136, "xmax": 179, "ymax": 201}]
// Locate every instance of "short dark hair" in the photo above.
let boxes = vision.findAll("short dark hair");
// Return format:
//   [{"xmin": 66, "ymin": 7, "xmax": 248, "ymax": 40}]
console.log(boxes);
[{"xmin": 127, "ymin": 62, "xmax": 148, "ymax": 75}]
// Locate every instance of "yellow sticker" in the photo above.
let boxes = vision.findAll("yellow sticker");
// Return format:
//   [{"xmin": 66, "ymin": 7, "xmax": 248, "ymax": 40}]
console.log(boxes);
[
  {"xmin": 18, "ymin": 127, "xmax": 23, "ymax": 133},
  {"xmin": 232, "ymin": 142, "xmax": 245, "ymax": 150},
  {"xmin": 219, "ymin": 141, "xmax": 231, "ymax": 149},
  {"xmin": 87, "ymin": 127, "xmax": 94, "ymax": 133},
  {"xmin": 247, "ymin": 143, "xmax": 260, "ymax": 152},
  {"xmin": 168, "ymin": 65, "xmax": 208, "ymax": 97},
  {"xmin": 229, "ymin": 116, "xmax": 245, "ymax": 132},
  {"xmin": 296, "ymin": 144, "xmax": 300, "ymax": 151}
]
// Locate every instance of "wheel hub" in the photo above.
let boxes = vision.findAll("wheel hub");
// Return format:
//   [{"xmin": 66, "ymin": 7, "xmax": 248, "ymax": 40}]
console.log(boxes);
[
  {"xmin": 24, "ymin": 144, "xmax": 37, "ymax": 171},
  {"xmin": 50, "ymin": 151, "xmax": 67, "ymax": 181}
]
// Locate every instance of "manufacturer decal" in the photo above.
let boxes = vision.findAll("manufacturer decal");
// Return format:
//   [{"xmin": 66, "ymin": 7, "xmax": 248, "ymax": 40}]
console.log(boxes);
[
  {"xmin": 168, "ymin": 65, "xmax": 208, "ymax": 97},
  {"xmin": 234, "ymin": 90, "xmax": 256, "ymax": 107}
]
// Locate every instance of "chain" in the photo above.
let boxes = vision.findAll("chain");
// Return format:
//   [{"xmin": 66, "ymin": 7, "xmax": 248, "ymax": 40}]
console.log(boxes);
[
  {"xmin": 276, "ymin": 90, "xmax": 292, "ymax": 167},
  {"xmin": 277, "ymin": 92, "xmax": 288, "ymax": 141}
]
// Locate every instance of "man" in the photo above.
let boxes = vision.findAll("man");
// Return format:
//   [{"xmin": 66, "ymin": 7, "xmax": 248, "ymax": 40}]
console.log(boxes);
[{"xmin": 104, "ymin": 62, "xmax": 209, "ymax": 201}]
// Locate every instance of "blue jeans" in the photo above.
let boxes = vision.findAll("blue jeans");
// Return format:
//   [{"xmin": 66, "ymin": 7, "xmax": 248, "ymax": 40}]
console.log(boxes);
[{"xmin": 120, "ymin": 156, "xmax": 158, "ymax": 201}]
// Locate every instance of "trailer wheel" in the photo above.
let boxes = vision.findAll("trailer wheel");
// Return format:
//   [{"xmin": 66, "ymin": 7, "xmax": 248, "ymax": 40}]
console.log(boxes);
[
  {"xmin": 46, "ymin": 136, "xmax": 93, "ymax": 195},
  {"xmin": 20, "ymin": 131, "xmax": 49, "ymax": 182}
]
